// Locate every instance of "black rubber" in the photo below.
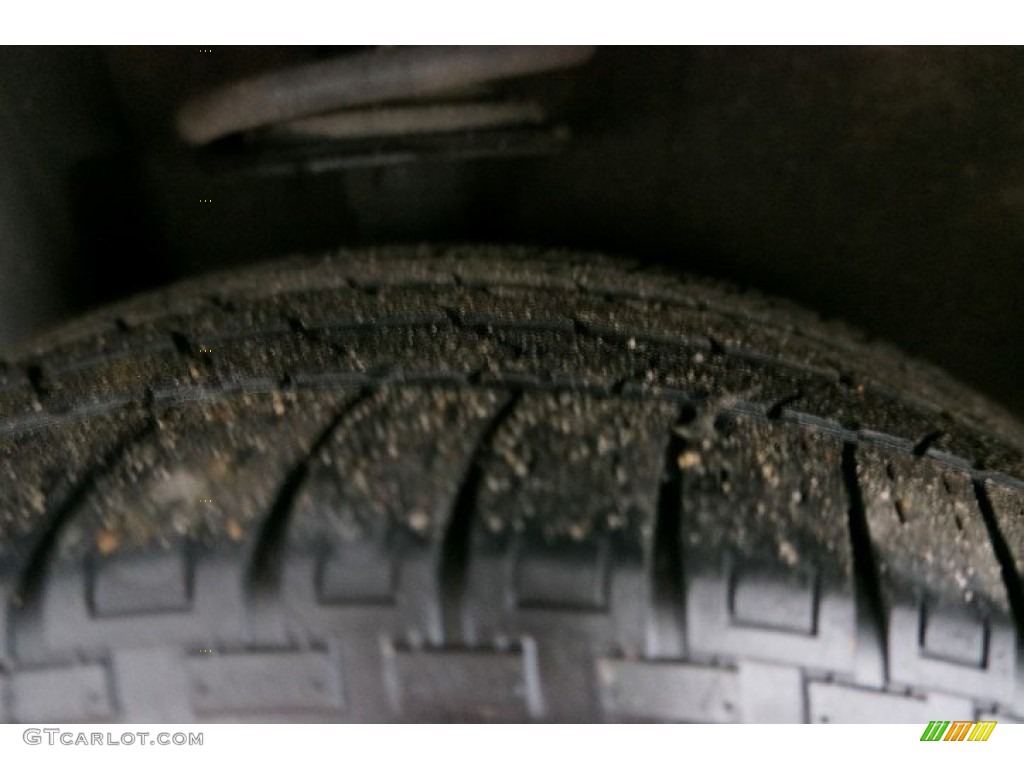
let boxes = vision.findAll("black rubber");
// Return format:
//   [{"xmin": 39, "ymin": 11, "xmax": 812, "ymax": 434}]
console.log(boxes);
[{"xmin": 1, "ymin": 246, "xmax": 1023, "ymax": 723}]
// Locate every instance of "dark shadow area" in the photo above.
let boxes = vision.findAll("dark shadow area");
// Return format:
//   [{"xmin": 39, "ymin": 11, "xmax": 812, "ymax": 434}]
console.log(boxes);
[
  {"xmin": 1, "ymin": 45, "xmax": 1022, "ymax": 419},
  {"xmin": 67, "ymin": 153, "xmax": 170, "ymax": 307}
]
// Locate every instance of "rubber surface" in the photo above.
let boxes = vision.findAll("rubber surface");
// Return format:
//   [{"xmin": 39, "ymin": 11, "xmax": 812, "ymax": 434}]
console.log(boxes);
[{"xmin": 1, "ymin": 246, "xmax": 1023, "ymax": 723}]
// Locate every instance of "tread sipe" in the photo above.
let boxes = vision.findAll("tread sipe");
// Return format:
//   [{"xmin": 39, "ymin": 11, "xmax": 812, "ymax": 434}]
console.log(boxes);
[{"xmin": 0, "ymin": 246, "xmax": 1023, "ymax": 723}]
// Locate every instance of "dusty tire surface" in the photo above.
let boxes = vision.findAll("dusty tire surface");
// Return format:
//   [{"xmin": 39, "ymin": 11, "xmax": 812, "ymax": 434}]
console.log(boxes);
[{"xmin": 1, "ymin": 246, "xmax": 1023, "ymax": 723}]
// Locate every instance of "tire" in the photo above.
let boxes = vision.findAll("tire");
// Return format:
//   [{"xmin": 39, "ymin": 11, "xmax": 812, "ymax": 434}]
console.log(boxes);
[{"xmin": 1, "ymin": 246, "xmax": 1022, "ymax": 723}]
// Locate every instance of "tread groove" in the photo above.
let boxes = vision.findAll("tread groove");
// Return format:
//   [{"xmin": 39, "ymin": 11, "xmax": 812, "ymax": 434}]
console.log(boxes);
[
  {"xmin": 2, "ymin": 377, "xmax": 1020, "ymax": 492},
  {"xmin": 912, "ymin": 430, "xmax": 945, "ymax": 458},
  {"xmin": 438, "ymin": 390, "xmax": 523, "ymax": 644},
  {"xmin": 247, "ymin": 389, "xmax": 375, "ymax": 599},
  {"xmin": 169, "ymin": 331, "xmax": 195, "ymax": 357},
  {"xmin": 842, "ymin": 441, "xmax": 890, "ymax": 682},
  {"xmin": 649, "ymin": 405, "xmax": 696, "ymax": 657},
  {"xmin": 973, "ymin": 479, "xmax": 1024, "ymax": 638},
  {"xmin": 767, "ymin": 390, "xmax": 804, "ymax": 420},
  {"xmin": 285, "ymin": 315, "xmax": 349, "ymax": 359},
  {"xmin": 12, "ymin": 296, "xmax": 1022, "ymax": 479},
  {"xmin": 8, "ymin": 418, "xmax": 157, "ymax": 656},
  {"xmin": 25, "ymin": 364, "xmax": 49, "ymax": 400},
  {"xmin": 15, "ymin": 298, "xmax": 855, "ymax": 401}
]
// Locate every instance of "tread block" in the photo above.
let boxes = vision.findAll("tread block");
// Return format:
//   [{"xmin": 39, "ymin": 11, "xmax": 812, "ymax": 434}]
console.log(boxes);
[
  {"xmin": 985, "ymin": 481, "xmax": 1024, "ymax": 568},
  {"xmin": 738, "ymin": 661, "xmax": 805, "ymax": 722},
  {"xmin": 185, "ymin": 650, "xmax": 341, "ymax": 715},
  {"xmin": 112, "ymin": 648, "xmax": 193, "ymax": 722},
  {"xmin": 388, "ymin": 643, "xmax": 542, "ymax": 721},
  {"xmin": 730, "ymin": 566, "xmax": 817, "ymax": 634},
  {"xmin": 91, "ymin": 549, "xmax": 191, "ymax": 616},
  {"xmin": 857, "ymin": 447, "xmax": 1016, "ymax": 704},
  {"xmin": 921, "ymin": 605, "xmax": 987, "ymax": 668},
  {"xmin": 807, "ymin": 681, "xmax": 974, "ymax": 724},
  {"xmin": 11, "ymin": 664, "xmax": 115, "ymax": 722},
  {"xmin": 0, "ymin": 412, "xmax": 148, "ymax": 567},
  {"xmin": 859, "ymin": 448, "xmax": 1005, "ymax": 609},
  {"xmin": 680, "ymin": 415, "xmax": 855, "ymax": 671},
  {"xmin": 516, "ymin": 537, "xmax": 609, "ymax": 610},
  {"xmin": 467, "ymin": 393, "xmax": 675, "ymax": 645},
  {"xmin": 808, "ymin": 682, "xmax": 925, "ymax": 723},
  {"xmin": 597, "ymin": 658, "xmax": 739, "ymax": 722},
  {"xmin": 887, "ymin": 605, "xmax": 1014, "ymax": 704},
  {"xmin": 286, "ymin": 387, "xmax": 504, "ymax": 552},
  {"xmin": 317, "ymin": 545, "xmax": 395, "ymax": 604},
  {"xmin": 53, "ymin": 390, "xmax": 359, "ymax": 562},
  {"xmin": 23, "ymin": 559, "xmax": 248, "ymax": 664},
  {"xmin": 288, "ymin": 388, "xmax": 504, "ymax": 638}
]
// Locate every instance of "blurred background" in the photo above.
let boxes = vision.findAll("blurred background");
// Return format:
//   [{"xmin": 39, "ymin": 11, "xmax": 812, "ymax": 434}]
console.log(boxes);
[{"xmin": 0, "ymin": 46, "xmax": 1021, "ymax": 417}]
